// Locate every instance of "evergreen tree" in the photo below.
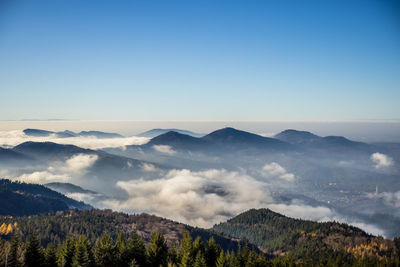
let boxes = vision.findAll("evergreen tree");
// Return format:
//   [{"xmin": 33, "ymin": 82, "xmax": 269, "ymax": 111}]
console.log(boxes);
[
  {"xmin": 192, "ymin": 237, "xmax": 204, "ymax": 260},
  {"xmin": 245, "ymin": 251, "xmax": 259, "ymax": 267},
  {"xmin": 215, "ymin": 251, "xmax": 228, "ymax": 267},
  {"xmin": 62, "ymin": 237, "xmax": 76, "ymax": 267},
  {"xmin": 225, "ymin": 251, "xmax": 240, "ymax": 267},
  {"xmin": 179, "ymin": 231, "xmax": 194, "ymax": 267},
  {"xmin": 73, "ymin": 235, "xmax": 90, "ymax": 267},
  {"xmin": 25, "ymin": 233, "xmax": 45, "ymax": 267},
  {"xmin": 44, "ymin": 244, "xmax": 58, "ymax": 267},
  {"xmin": 193, "ymin": 251, "xmax": 207, "ymax": 267},
  {"xmin": 94, "ymin": 233, "xmax": 118, "ymax": 267},
  {"xmin": 237, "ymin": 242, "xmax": 250, "ymax": 267},
  {"xmin": 147, "ymin": 231, "xmax": 168, "ymax": 267},
  {"xmin": 205, "ymin": 237, "xmax": 221, "ymax": 267},
  {"xmin": 125, "ymin": 232, "xmax": 147, "ymax": 267},
  {"xmin": 115, "ymin": 232, "xmax": 127, "ymax": 267},
  {"xmin": 168, "ymin": 241, "xmax": 179, "ymax": 267},
  {"xmin": 7, "ymin": 231, "xmax": 21, "ymax": 267}
]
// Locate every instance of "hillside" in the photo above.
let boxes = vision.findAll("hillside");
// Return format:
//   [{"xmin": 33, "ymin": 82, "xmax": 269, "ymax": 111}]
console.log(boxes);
[
  {"xmin": 0, "ymin": 179, "xmax": 91, "ymax": 216},
  {"xmin": 212, "ymin": 208, "xmax": 399, "ymax": 261},
  {"xmin": 0, "ymin": 209, "xmax": 245, "ymax": 252}
]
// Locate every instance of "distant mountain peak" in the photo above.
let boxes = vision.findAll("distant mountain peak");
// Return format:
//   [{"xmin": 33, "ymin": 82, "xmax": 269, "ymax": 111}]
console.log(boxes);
[
  {"xmin": 148, "ymin": 131, "xmax": 205, "ymax": 148},
  {"xmin": 22, "ymin": 128, "xmax": 123, "ymax": 138},
  {"xmin": 274, "ymin": 129, "xmax": 320, "ymax": 144},
  {"xmin": 202, "ymin": 127, "xmax": 290, "ymax": 148},
  {"xmin": 139, "ymin": 128, "xmax": 203, "ymax": 138}
]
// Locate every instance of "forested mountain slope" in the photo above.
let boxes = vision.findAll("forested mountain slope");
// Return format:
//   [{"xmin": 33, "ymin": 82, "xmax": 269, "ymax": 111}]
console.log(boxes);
[
  {"xmin": 0, "ymin": 179, "xmax": 91, "ymax": 216},
  {"xmin": 212, "ymin": 208, "xmax": 400, "ymax": 261}
]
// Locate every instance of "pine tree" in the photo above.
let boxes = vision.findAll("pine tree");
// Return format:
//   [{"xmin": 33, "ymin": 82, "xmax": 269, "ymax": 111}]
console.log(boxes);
[
  {"xmin": 168, "ymin": 241, "xmax": 179, "ymax": 267},
  {"xmin": 192, "ymin": 237, "xmax": 204, "ymax": 261},
  {"xmin": 94, "ymin": 233, "xmax": 118, "ymax": 267},
  {"xmin": 179, "ymin": 231, "xmax": 194, "ymax": 267},
  {"xmin": 147, "ymin": 231, "xmax": 168, "ymax": 267},
  {"xmin": 44, "ymin": 244, "xmax": 58, "ymax": 267},
  {"xmin": 115, "ymin": 232, "xmax": 128, "ymax": 266},
  {"xmin": 245, "ymin": 251, "xmax": 258, "ymax": 267},
  {"xmin": 24, "ymin": 233, "xmax": 45, "ymax": 267},
  {"xmin": 225, "ymin": 251, "xmax": 240, "ymax": 267},
  {"xmin": 215, "ymin": 251, "xmax": 228, "ymax": 267},
  {"xmin": 193, "ymin": 251, "xmax": 207, "ymax": 267},
  {"xmin": 62, "ymin": 237, "xmax": 76, "ymax": 267},
  {"xmin": 125, "ymin": 232, "xmax": 147, "ymax": 267},
  {"xmin": 7, "ymin": 231, "xmax": 21, "ymax": 267},
  {"xmin": 205, "ymin": 237, "xmax": 221, "ymax": 267},
  {"xmin": 73, "ymin": 235, "xmax": 90, "ymax": 267},
  {"xmin": 237, "ymin": 242, "xmax": 250, "ymax": 267}
]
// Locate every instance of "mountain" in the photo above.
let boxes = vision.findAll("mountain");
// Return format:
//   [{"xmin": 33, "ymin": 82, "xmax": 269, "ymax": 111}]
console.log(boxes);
[
  {"xmin": 132, "ymin": 127, "xmax": 291, "ymax": 153},
  {"xmin": 0, "ymin": 147, "xmax": 33, "ymax": 164},
  {"xmin": 23, "ymin": 128, "xmax": 53, "ymax": 137},
  {"xmin": 45, "ymin": 182, "xmax": 99, "ymax": 195},
  {"xmin": 78, "ymin": 130, "xmax": 123, "ymax": 138},
  {"xmin": 201, "ymin": 127, "xmax": 291, "ymax": 150},
  {"xmin": 145, "ymin": 131, "xmax": 208, "ymax": 150},
  {"xmin": 139, "ymin": 128, "xmax": 204, "ymax": 138},
  {"xmin": 212, "ymin": 208, "xmax": 398, "ymax": 260},
  {"xmin": 0, "ymin": 179, "xmax": 91, "ymax": 216},
  {"xmin": 44, "ymin": 182, "xmax": 109, "ymax": 204},
  {"xmin": 12, "ymin": 141, "xmax": 95, "ymax": 160},
  {"xmin": 310, "ymin": 136, "xmax": 370, "ymax": 150},
  {"xmin": 23, "ymin": 128, "xmax": 123, "ymax": 138},
  {"xmin": 274, "ymin": 129, "xmax": 321, "ymax": 144}
]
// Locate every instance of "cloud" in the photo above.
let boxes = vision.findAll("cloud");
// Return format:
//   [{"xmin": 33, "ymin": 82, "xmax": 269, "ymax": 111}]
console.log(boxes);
[
  {"xmin": 99, "ymin": 168, "xmax": 335, "ymax": 229},
  {"xmin": 63, "ymin": 154, "xmax": 98, "ymax": 173},
  {"xmin": 0, "ymin": 130, "xmax": 149, "ymax": 149},
  {"xmin": 142, "ymin": 163, "xmax": 159, "ymax": 172},
  {"xmin": 153, "ymin": 145, "xmax": 176, "ymax": 155},
  {"xmin": 262, "ymin": 162, "xmax": 296, "ymax": 181},
  {"xmin": 9, "ymin": 153, "xmax": 98, "ymax": 184},
  {"xmin": 268, "ymin": 202, "xmax": 332, "ymax": 221},
  {"xmin": 367, "ymin": 191, "xmax": 400, "ymax": 209},
  {"xmin": 102, "ymin": 169, "xmax": 271, "ymax": 228},
  {"xmin": 14, "ymin": 171, "xmax": 70, "ymax": 184},
  {"xmin": 371, "ymin": 153, "xmax": 393, "ymax": 169}
]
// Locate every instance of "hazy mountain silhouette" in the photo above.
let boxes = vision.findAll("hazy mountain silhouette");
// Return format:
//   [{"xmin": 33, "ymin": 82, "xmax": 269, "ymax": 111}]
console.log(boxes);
[
  {"xmin": 23, "ymin": 128, "xmax": 123, "ymax": 138},
  {"xmin": 139, "ymin": 128, "xmax": 204, "ymax": 138},
  {"xmin": 274, "ymin": 129, "xmax": 321, "ymax": 144}
]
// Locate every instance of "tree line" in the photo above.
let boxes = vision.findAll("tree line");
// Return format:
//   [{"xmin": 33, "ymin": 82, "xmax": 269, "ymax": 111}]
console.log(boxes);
[{"xmin": 1, "ymin": 230, "xmax": 400, "ymax": 267}]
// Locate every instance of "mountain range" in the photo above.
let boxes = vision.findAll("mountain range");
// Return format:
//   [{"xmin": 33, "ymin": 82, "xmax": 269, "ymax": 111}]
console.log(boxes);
[{"xmin": 23, "ymin": 128, "xmax": 123, "ymax": 138}]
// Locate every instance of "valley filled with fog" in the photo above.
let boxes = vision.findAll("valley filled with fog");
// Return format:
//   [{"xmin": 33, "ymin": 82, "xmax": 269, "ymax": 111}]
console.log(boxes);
[{"xmin": 1, "ymin": 123, "xmax": 399, "ymax": 238}]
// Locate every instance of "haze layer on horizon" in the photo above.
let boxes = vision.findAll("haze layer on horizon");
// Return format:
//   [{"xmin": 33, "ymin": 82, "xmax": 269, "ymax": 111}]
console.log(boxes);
[
  {"xmin": 1, "ymin": 120, "xmax": 399, "ymax": 143},
  {"xmin": 1, "ymin": 1, "xmax": 399, "ymax": 121}
]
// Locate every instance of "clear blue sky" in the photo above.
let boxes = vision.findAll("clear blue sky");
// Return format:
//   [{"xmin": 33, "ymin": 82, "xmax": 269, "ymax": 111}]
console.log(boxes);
[{"xmin": 0, "ymin": 0, "xmax": 399, "ymax": 121}]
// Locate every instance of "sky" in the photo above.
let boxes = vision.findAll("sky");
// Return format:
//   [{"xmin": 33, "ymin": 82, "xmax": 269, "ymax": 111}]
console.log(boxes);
[{"xmin": 0, "ymin": 0, "xmax": 399, "ymax": 121}]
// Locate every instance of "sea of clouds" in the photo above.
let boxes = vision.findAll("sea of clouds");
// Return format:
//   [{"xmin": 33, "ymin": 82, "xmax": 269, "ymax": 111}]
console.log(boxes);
[
  {"xmin": 0, "ymin": 128, "xmax": 395, "ymax": 236},
  {"xmin": 0, "ymin": 130, "xmax": 149, "ymax": 149}
]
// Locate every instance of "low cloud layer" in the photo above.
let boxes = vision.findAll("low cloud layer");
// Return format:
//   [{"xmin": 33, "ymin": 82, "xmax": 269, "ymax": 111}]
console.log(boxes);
[
  {"xmin": 9, "ymin": 153, "xmax": 98, "ymax": 184},
  {"xmin": 262, "ymin": 162, "xmax": 295, "ymax": 182},
  {"xmin": 0, "ymin": 130, "xmax": 149, "ymax": 149},
  {"xmin": 100, "ymin": 168, "xmax": 333, "ymax": 229},
  {"xmin": 63, "ymin": 154, "xmax": 98, "ymax": 173},
  {"xmin": 153, "ymin": 145, "xmax": 176, "ymax": 155},
  {"xmin": 367, "ymin": 191, "xmax": 400, "ymax": 210},
  {"xmin": 371, "ymin": 153, "xmax": 393, "ymax": 169}
]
